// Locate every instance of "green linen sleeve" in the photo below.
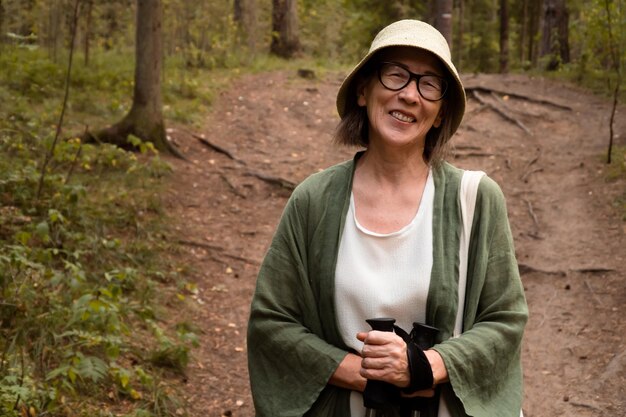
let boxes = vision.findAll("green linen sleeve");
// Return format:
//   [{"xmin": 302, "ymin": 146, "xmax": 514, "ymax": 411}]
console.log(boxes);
[
  {"xmin": 247, "ymin": 186, "xmax": 349, "ymax": 417},
  {"xmin": 433, "ymin": 176, "xmax": 529, "ymax": 417}
]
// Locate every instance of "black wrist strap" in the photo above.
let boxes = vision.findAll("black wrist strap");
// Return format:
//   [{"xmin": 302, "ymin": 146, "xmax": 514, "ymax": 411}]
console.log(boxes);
[{"xmin": 402, "ymin": 342, "xmax": 434, "ymax": 394}]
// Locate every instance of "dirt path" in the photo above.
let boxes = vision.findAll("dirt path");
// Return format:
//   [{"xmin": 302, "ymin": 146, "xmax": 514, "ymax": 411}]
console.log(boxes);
[{"xmin": 164, "ymin": 71, "xmax": 625, "ymax": 417}]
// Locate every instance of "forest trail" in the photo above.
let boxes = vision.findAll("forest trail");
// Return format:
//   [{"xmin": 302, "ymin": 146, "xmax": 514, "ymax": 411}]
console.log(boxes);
[{"xmin": 164, "ymin": 71, "xmax": 625, "ymax": 417}]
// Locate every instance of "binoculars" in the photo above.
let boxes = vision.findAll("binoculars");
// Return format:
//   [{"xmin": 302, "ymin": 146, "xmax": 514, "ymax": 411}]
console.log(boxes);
[{"xmin": 363, "ymin": 318, "xmax": 439, "ymax": 417}]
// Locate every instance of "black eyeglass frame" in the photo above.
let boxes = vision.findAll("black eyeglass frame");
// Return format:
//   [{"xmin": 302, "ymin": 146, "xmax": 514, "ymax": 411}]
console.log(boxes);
[{"xmin": 377, "ymin": 61, "xmax": 448, "ymax": 102}]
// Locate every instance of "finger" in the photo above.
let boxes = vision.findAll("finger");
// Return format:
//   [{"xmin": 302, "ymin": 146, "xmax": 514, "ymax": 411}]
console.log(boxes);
[
  {"xmin": 361, "ymin": 357, "xmax": 385, "ymax": 370},
  {"xmin": 360, "ymin": 363, "xmax": 411, "ymax": 386},
  {"xmin": 363, "ymin": 330, "xmax": 400, "ymax": 345},
  {"xmin": 361, "ymin": 343, "xmax": 390, "ymax": 358},
  {"xmin": 362, "ymin": 336, "xmax": 407, "ymax": 359}
]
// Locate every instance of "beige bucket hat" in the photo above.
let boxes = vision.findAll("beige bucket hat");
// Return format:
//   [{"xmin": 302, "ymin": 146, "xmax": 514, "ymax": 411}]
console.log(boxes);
[{"xmin": 336, "ymin": 19, "xmax": 466, "ymax": 137}]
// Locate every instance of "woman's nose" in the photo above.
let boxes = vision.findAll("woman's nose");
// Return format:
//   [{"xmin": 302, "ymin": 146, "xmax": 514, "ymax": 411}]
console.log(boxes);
[{"xmin": 398, "ymin": 79, "xmax": 421, "ymax": 103}]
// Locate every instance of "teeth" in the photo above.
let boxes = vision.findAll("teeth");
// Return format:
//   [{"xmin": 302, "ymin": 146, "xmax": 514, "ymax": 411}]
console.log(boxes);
[{"xmin": 391, "ymin": 111, "xmax": 415, "ymax": 123}]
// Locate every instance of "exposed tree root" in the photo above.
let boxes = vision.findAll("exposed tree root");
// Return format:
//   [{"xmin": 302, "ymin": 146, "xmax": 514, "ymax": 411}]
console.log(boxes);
[
  {"xmin": 244, "ymin": 171, "xmax": 296, "ymax": 190},
  {"xmin": 522, "ymin": 198, "xmax": 540, "ymax": 235},
  {"xmin": 453, "ymin": 151, "xmax": 497, "ymax": 159},
  {"xmin": 521, "ymin": 167, "xmax": 544, "ymax": 183},
  {"xmin": 518, "ymin": 264, "xmax": 615, "ymax": 276},
  {"xmin": 193, "ymin": 133, "xmax": 244, "ymax": 164},
  {"xmin": 575, "ymin": 267, "xmax": 615, "ymax": 274},
  {"xmin": 176, "ymin": 239, "xmax": 259, "ymax": 266},
  {"xmin": 84, "ymin": 117, "xmax": 188, "ymax": 160},
  {"xmin": 220, "ymin": 173, "xmax": 246, "ymax": 199},
  {"xmin": 465, "ymin": 86, "xmax": 573, "ymax": 111},
  {"xmin": 470, "ymin": 90, "xmax": 533, "ymax": 136},
  {"xmin": 569, "ymin": 402, "xmax": 603, "ymax": 412},
  {"xmin": 518, "ymin": 263, "xmax": 566, "ymax": 276}
]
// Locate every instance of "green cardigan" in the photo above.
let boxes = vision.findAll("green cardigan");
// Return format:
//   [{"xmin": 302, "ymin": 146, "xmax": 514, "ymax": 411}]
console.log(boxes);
[{"xmin": 247, "ymin": 154, "xmax": 528, "ymax": 417}]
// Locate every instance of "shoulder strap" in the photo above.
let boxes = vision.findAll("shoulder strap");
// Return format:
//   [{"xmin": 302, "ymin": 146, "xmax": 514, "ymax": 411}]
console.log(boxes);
[
  {"xmin": 454, "ymin": 170, "xmax": 485, "ymax": 337},
  {"xmin": 441, "ymin": 170, "xmax": 525, "ymax": 417}
]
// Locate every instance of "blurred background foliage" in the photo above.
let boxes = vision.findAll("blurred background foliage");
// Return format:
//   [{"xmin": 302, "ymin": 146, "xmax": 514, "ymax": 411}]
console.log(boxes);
[{"xmin": 2, "ymin": 0, "xmax": 623, "ymax": 79}]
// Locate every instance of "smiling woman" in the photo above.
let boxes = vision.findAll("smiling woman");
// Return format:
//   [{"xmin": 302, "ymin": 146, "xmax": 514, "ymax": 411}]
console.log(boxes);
[
  {"xmin": 355, "ymin": 47, "xmax": 446, "ymax": 170},
  {"xmin": 247, "ymin": 19, "xmax": 528, "ymax": 417}
]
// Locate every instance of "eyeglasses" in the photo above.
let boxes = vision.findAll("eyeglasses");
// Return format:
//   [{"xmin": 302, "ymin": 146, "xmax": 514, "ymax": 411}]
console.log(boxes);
[{"xmin": 378, "ymin": 62, "xmax": 448, "ymax": 101}]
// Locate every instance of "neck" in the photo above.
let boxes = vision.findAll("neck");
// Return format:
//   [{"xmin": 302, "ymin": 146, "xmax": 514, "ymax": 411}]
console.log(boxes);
[{"xmin": 357, "ymin": 146, "xmax": 429, "ymax": 185}]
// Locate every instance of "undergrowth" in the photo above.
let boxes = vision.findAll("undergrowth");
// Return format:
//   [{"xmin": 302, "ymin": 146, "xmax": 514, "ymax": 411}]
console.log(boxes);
[{"xmin": 0, "ymin": 47, "xmax": 201, "ymax": 417}]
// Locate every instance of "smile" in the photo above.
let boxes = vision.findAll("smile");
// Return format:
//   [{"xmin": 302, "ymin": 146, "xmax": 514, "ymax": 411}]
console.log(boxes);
[{"xmin": 390, "ymin": 111, "xmax": 416, "ymax": 123}]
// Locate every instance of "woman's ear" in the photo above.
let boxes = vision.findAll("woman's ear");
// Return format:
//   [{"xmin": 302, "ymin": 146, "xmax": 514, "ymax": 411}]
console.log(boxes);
[
  {"xmin": 357, "ymin": 93, "xmax": 366, "ymax": 107},
  {"xmin": 433, "ymin": 112, "xmax": 443, "ymax": 128},
  {"xmin": 433, "ymin": 103, "xmax": 446, "ymax": 128},
  {"xmin": 356, "ymin": 77, "xmax": 368, "ymax": 107}
]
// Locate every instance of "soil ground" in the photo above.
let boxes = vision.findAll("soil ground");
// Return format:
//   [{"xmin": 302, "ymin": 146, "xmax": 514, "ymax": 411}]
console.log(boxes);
[{"xmin": 163, "ymin": 70, "xmax": 626, "ymax": 417}]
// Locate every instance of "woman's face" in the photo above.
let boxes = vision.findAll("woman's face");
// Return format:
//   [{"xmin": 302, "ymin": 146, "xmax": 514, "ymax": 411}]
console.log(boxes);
[{"xmin": 357, "ymin": 47, "xmax": 446, "ymax": 152}]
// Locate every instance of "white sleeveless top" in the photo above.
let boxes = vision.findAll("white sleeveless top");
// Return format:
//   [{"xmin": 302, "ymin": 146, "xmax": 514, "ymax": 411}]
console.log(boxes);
[{"xmin": 334, "ymin": 171, "xmax": 435, "ymax": 417}]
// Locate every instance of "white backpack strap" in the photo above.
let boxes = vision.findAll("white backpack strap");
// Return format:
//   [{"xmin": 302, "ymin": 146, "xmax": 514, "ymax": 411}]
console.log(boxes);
[
  {"xmin": 454, "ymin": 170, "xmax": 485, "ymax": 337},
  {"xmin": 441, "ymin": 170, "xmax": 525, "ymax": 417},
  {"xmin": 438, "ymin": 170, "xmax": 485, "ymax": 417}
]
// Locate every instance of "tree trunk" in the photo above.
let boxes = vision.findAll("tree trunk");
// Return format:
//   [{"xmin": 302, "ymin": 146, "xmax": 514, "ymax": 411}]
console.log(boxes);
[
  {"xmin": 557, "ymin": 0, "xmax": 569, "ymax": 64},
  {"xmin": 434, "ymin": 0, "xmax": 453, "ymax": 47},
  {"xmin": 234, "ymin": 0, "xmax": 258, "ymax": 54},
  {"xmin": 520, "ymin": 0, "xmax": 528, "ymax": 64},
  {"xmin": 427, "ymin": 0, "xmax": 437, "ymax": 26},
  {"xmin": 540, "ymin": 0, "xmax": 568, "ymax": 69},
  {"xmin": 499, "ymin": 0, "xmax": 509, "ymax": 73},
  {"xmin": 245, "ymin": 0, "xmax": 258, "ymax": 54},
  {"xmin": 84, "ymin": 0, "xmax": 93, "ymax": 65},
  {"xmin": 46, "ymin": 0, "xmax": 62, "ymax": 62},
  {"xmin": 528, "ymin": 0, "xmax": 542, "ymax": 67},
  {"xmin": 455, "ymin": 0, "xmax": 464, "ymax": 70},
  {"xmin": 0, "ymin": 0, "xmax": 4, "ymax": 49},
  {"xmin": 89, "ymin": 0, "xmax": 180, "ymax": 157},
  {"xmin": 103, "ymin": 3, "xmax": 118, "ymax": 51},
  {"xmin": 540, "ymin": 0, "xmax": 555, "ymax": 62},
  {"xmin": 270, "ymin": 0, "xmax": 300, "ymax": 58},
  {"xmin": 234, "ymin": 0, "xmax": 243, "ymax": 24},
  {"xmin": 468, "ymin": 0, "xmax": 474, "ymax": 65}
]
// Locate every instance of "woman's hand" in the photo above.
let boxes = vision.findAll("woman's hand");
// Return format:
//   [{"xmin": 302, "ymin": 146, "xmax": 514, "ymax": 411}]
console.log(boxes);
[{"xmin": 357, "ymin": 331, "xmax": 411, "ymax": 388}]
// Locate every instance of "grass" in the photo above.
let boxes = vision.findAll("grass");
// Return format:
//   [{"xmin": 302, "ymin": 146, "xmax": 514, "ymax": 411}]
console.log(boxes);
[{"xmin": 0, "ymin": 45, "xmax": 207, "ymax": 417}]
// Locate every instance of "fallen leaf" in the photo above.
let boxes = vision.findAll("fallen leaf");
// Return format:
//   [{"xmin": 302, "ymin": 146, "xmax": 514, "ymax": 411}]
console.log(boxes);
[{"xmin": 211, "ymin": 284, "xmax": 228, "ymax": 292}]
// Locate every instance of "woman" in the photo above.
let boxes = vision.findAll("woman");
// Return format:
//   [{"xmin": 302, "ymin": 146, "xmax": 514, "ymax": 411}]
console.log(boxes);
[{"xmin": 247, "ymin": 19, "xmax": 527, "ymax": 417}]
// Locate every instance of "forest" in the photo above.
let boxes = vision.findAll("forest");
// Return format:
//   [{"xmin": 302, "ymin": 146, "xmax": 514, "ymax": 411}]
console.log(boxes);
[{"xmin": 1, "ymin": 0, "xmax": 625, "ymax": 416}]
